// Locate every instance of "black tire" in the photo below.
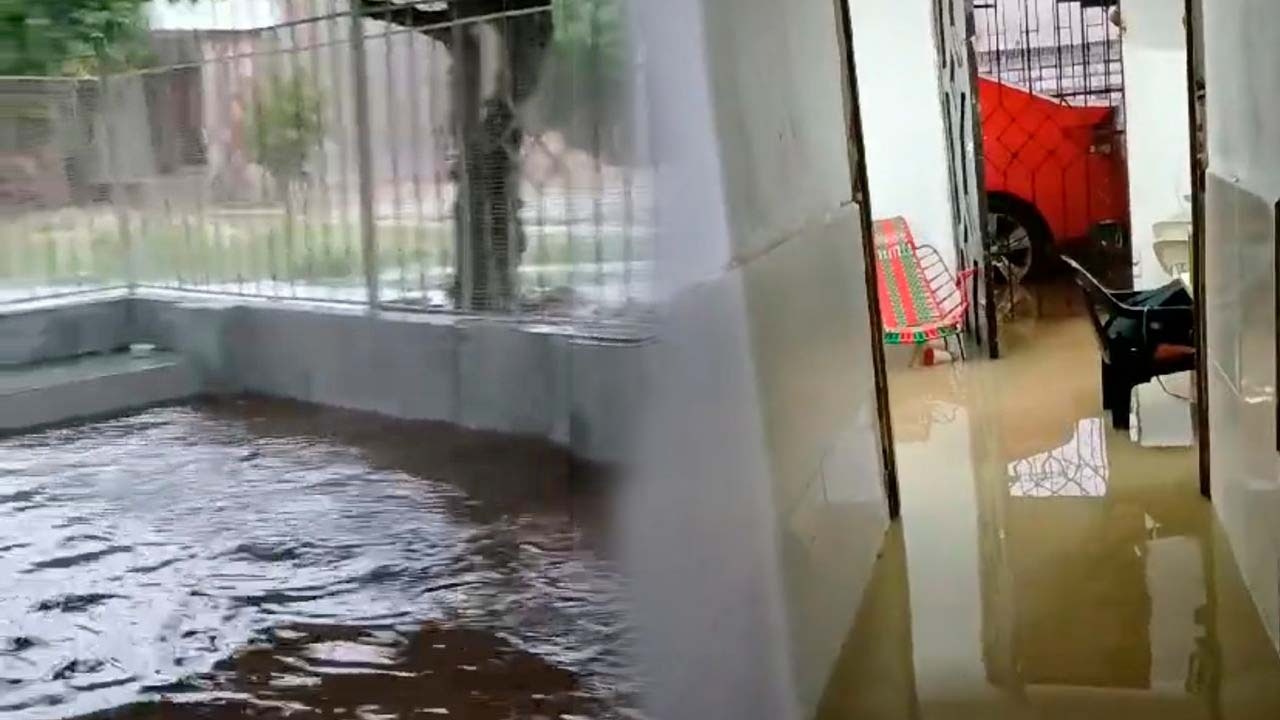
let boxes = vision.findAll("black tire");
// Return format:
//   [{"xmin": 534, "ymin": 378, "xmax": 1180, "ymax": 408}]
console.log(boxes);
[{"xmin": 986, "ymin": 194, "xmax": 1054, "ymax": 282}]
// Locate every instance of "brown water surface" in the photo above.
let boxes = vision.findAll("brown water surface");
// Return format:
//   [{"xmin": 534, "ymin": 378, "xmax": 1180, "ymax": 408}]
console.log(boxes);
[
  {"xmin": 0, "ymin": 399, "xmax": 635, "ymax": 719},
  {"xmin": 819, "ymin": 304, "xmax": 1280, "ymax": 720}
]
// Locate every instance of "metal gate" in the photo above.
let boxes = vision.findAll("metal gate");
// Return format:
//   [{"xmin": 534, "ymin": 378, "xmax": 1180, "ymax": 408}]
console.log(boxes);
[{"xmin": 973, "ymin": 0, "xmax": 1132, "ymax": 290}]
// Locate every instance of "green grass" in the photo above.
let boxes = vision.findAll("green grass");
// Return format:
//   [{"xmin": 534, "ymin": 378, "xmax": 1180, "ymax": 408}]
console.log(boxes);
[
  {"xmin": 0, "ymin": 210, "xmax": 129, "ymax": 290},
  {"xmin": 1, "ymin": 207, "xmax": 650, "ymax": 298}
]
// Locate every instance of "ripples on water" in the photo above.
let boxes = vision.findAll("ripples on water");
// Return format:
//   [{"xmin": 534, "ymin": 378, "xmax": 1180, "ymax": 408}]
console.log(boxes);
[{"xmin": 0, "ymin": 399, "xmax": 637, "ymax": 719}]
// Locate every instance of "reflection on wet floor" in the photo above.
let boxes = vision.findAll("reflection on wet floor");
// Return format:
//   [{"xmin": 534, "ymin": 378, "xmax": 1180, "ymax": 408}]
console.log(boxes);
[
  {"xmin": 85, "ymin": 623, "xmax": 598, "ymax": 720},
  {"xmin": 0, "ymin": 399, "xmax": 635, "ymax": 719},
  {"xmin": 819, "ymin": 306, "xmax": 1280, "ymax": 719}
]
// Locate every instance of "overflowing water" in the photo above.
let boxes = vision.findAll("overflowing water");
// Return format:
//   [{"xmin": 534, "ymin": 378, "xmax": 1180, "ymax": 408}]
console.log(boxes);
[{"xmin": 0, "ymin": 399, "xmax": 636, "ymax": 719}]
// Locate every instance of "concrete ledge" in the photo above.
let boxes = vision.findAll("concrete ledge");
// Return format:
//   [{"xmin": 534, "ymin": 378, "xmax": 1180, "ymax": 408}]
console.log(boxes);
[
  {"xmin": 0, "ymin": 297, "xmax": 133, "ymax": 366},
  {"xmin": 3, "ymin": 294, "xmax": 648, "ymax": 465},
  {"xmin": 0, "ymin": 351, "xmax": 201, "ymax": 433}
]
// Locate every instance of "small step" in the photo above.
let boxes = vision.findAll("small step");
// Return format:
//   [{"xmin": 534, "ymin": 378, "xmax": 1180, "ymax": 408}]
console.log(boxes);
[{"xmin": 0, "ymin": 351, "xmax": 200, "ymax": 434}]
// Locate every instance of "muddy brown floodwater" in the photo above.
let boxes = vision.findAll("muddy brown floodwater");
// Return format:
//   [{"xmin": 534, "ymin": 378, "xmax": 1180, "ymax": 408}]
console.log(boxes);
[{"xmin": 0, "ymin": 398, "xmax": 638, "ymax": 719}]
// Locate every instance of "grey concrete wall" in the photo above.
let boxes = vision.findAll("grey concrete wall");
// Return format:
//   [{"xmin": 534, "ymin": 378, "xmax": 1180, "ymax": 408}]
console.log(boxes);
[
  {"xmin": 2, "ymin": 296, "xmax": 641, "ymax": 465},
  {"xmin": 628, "ymin": 0, "xmax": 891, "ymax": 718},
  {"xmin": 0, "ymin": 298, "xmax": 133, "ymax": 366},
  {"xmin": 0, "ymin": 354, "xmax": 200, "ymax": 433},
  {"xmin": 130, "ymin": 297, "xmax": 644, "ymax": 466},
  {"xmin": 1201, "ymin": 0, "xmax": 1280, "ymax": 655}
]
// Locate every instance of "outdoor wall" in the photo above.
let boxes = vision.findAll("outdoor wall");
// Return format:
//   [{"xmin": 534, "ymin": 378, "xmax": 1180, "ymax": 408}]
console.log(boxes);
[
  {"xmin": 0, "ymin": 295, "xmax": 643, "ymax": 466},
  {"xmin": 1121, "ymin": 0, "xmax": 1193, "ymax": 288},
  {"xmin": 628, "ymin": 0, "xmax": 890, "ymax": 718},
  {"xmin": 0, "ymin": 297, "xmax": 133, "ymax": 366},
  {"xmin": 849, "ymin": 0, "xmax": 956, "ymax": 269},
  {"xmin": 1201, "ymin": 0, "xmax": 1280, "ymax": 655},
  {"xmin": 127, "ymin": 297, "xmax": 644, "ymax": 466}
]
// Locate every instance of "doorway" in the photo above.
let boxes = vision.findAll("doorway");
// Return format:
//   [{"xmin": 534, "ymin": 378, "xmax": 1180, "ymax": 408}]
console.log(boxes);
[
  {"xmin": 831, "ymin": 0, "xmax": 1230, "ymax": 709},
  {"xmin": 849, "ymin": 0, "xmax": 1209, "ymax": 514}
]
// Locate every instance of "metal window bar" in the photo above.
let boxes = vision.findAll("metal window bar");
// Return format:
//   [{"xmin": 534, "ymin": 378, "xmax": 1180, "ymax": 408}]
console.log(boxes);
[
  {"xmin": 975, "ymin": 0, "xmax": 1123, "ymax": 112},
  {"xmin": 0, "ymin": 1, "xmax": 653, "ymax": 335}
]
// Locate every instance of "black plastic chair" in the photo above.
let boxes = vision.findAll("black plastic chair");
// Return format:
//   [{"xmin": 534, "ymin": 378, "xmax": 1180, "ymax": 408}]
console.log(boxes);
[{"xmin": 1062, "ymin": 257, "xmax": 1196, "ymax": 430}]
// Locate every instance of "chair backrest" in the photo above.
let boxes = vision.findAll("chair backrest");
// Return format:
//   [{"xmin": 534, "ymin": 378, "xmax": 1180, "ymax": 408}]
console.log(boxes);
[
  {"xmin": 874, "ymin": 217, "xmax": 916, "ymax": 251},
  {"xmin": 1152, "ymin": 220, "xmax": 1192, "ymax": 243},
  {"xmin": 873, "ymin": 216, "xmax": 968, "ymax": 334},
  {"xmin": 1065, "ymin": 257, "xmax": 1197, "ymax": 380},
  {"xmin": 1062, "ymin": 256, "xmax": 1122, "ymax": 357},
  {"xmin": 1152, "ymin": 239, "xmax": 1191, "ymax": 275}
]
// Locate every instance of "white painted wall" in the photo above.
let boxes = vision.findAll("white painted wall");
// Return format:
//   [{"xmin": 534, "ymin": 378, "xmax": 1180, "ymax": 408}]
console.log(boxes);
[
  {"xmin": 850, "ymin": 0, "xmax": 957, "ymax": 269},
  {"xmin": 628, "ymin": 0, "xmax": 891, "ymax": 718},
  {"xmin": 1121, "ymin": 0, "xmax": 1193, "ymax": 288},
  {"xmin": 1201, "ymin": 0, "xmax": 1280, "ymax": 654},
  {"xmin": 148, "ymin": 0, "xmax": 279, "ymax": 31}
]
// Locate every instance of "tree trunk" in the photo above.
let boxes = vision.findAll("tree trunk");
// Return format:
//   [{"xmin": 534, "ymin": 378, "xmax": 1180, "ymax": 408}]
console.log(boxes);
[
  {"xmin": 449, "ymin": 19, "xmax": 550, "ymax": 311},
  {"xmin": 454, "ymin": 96, "xmax": 522, "ymax": 311},
  {"xmin": 359, "ymin": 0, "xmax": 551, "ymax": 311},
  {"xmin": 450, "ymin": 31, "xmax": 513, "ymax": 311}
]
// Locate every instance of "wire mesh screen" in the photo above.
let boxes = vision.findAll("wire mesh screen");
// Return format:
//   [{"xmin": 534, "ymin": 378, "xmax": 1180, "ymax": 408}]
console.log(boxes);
[
  {"xmin": 355, "ymin": 2, "xmax": 653, "ymax": 317},
  {"xmin": 0, "ymin": 77, "xmax": 129, "ymax": 303},
  {"xmin": 119, "ymin": 10, "xmax": 370, "ymax": 303},
  {"xmin": 1, "ymin": 0, "xmax": 651, "ymax": 328}
]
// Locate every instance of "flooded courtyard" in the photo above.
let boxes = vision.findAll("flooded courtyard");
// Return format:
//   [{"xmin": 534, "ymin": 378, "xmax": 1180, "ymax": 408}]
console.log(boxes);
[{"xmin": 0, "ymin": 399, "xmax": 636, "ymax": 719}]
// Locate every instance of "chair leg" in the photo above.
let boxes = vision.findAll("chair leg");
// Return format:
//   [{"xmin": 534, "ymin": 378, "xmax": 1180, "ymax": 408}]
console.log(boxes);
[
  {"xmin": 1111, "ymin": 380, "xmax": 1133, "ymax": 430},
  {"xmin": 1101, "ymin": 360, "xmax": 1115, "ymax": 410},
  {"xmin": 1101, "ymin": 361, "xmax": 1135, "ymax": 430}
]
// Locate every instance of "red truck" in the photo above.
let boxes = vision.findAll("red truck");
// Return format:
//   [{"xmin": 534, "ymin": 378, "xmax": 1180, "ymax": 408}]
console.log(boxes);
[{"xmin": 979, "ymin": 78, "xmax": 1130, "ymax": 279}]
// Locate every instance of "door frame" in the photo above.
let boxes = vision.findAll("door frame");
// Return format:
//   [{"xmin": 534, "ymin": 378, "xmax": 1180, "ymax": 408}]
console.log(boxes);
[
  {"xmin": 1184, "ymin": 0, "xmax": 1210, "ymax": 498},
  {"xmin": 827, "ymin": 0, "xmax": 1212, "ymax": 518},
  {"xmin": 938, "ymin": 0, "xmax": 997, "ymax": 360},
  {"xmin": 831, "ymin": 0, "xmax": 902, "ymax": 519}
]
